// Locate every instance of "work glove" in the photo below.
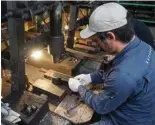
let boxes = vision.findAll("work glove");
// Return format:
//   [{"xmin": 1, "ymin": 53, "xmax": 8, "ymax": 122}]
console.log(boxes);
[
  {"xmin": 74, "ymin": 74, "xmax": 92, "ymax": 86},
  {"xmin": 68, "ymin": 78, "xmax": 85, "ymax": 92}
]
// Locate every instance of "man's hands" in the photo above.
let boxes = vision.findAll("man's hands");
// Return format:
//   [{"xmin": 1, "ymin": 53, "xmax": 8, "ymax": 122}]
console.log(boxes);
[
  {"xmin": 74, "ymin": 74, "xmax": 92, "ymax": 85},
  {"xmin": 68, "ymin": 74, "xmax": 92, "ymax": 92},
  {"xmin": 68, "ymin": 78, "xmax": 84, "ymax": 92}
]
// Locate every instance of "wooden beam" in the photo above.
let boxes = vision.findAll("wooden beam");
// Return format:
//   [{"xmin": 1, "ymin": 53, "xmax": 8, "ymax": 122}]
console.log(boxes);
[
  {"xmin": 44, "ymin": 69, "xmax": 72, "ymax": 82},
  {"xmin": 33, "ymin": 79, "xmax": 66, "ymax": 99},
  {"xmin": 74, "ymin": 44, "xmax": 96, "ymax": 51},
  {"xmin": 27, "ymin": 50, "xmax": 81, "ymax": 75},
  {"xmin": 48, "ymin": 103, "xmax": 56, "ymax": 112}
]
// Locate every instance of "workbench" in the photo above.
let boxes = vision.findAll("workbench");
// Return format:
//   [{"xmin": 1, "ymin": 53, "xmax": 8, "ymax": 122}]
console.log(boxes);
[{"xmin": 2, "ymin": 63, "xmax": 96, "ymax": 125}]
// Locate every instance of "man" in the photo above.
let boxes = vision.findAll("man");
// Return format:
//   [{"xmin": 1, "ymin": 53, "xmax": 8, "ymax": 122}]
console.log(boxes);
[
  {"xmin": 77, "ymin": 5, "xmax": 155, "ymax": 50},
  {"xmin": 68, "ymin": 2, "xmax": 155, "ymax": 125}
]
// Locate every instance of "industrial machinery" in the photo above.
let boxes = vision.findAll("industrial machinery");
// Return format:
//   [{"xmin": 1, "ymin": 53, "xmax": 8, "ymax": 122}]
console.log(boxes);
[{"xmin": 1, "ymin": 1, "xmax": 155, "ymax": 125}]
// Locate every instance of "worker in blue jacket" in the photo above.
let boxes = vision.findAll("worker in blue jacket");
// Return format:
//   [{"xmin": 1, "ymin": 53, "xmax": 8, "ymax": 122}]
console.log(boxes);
[{"xmin": 68, "ymin": 2, "xmax": 155, "ymax": 125}]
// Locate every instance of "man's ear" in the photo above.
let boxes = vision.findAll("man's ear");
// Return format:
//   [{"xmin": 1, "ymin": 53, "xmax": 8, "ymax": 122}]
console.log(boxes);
[{"xmin": 106, "ymin": 32, "xmax": 116, "ymax": 40}]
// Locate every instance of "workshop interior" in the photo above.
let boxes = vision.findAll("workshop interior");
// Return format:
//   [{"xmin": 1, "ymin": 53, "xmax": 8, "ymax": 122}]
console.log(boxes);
[{"xmin": 1, "ymin": 1, "xmax": 155, "ymax": 125}]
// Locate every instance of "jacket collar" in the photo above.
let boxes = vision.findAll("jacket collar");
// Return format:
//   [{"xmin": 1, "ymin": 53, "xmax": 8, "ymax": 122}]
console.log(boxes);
[{"xmin": 112, "ymin": 36, "xmax": 141, "ymax": 66}]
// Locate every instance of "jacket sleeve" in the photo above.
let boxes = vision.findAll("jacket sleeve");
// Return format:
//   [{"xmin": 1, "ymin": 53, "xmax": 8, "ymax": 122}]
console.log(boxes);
[
  {"xmin": 90, "ymin": 70, "xmax": 106, "ymax": 85},
  {"xmin": 78, "ymin": 71, "xmax": 136, "ymax": 115}
]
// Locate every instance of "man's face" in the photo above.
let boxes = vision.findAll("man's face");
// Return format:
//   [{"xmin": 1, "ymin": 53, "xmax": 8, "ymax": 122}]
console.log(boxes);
[{"xmin": 90, "ymin": 33, "xmax": 117, "ymax": 54}]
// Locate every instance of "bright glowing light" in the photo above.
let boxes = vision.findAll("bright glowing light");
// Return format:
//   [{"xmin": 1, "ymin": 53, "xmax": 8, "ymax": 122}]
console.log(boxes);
[
  {"xmin": 31, "ymin": 50, "xmax": 42, "ymax": 59},
  {"xmin": 74, "ymin": 37, "xmax": 77, "ymax": 41},
  {"xmin": 64, "ymin": 25, "xmax": 69, "ymax": 30}
]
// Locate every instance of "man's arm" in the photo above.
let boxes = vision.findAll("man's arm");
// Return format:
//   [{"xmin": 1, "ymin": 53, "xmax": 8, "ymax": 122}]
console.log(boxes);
[
  {"xmin": 90, "ymin": 70, "xmax": 106, "ymax": 85},
  {"xmin": 78, "ymin": 71, "xmax": 136, "ymax": 114},
  {"xmin": 74, "ymin": 70, "xmax": 106, "ymax": 85}
]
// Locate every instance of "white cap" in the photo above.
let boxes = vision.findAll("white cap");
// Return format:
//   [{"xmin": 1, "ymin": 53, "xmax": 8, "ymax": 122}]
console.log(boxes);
[{"xmin": 80, "ymin": 2, "xmax": 127, "ymax": 39}]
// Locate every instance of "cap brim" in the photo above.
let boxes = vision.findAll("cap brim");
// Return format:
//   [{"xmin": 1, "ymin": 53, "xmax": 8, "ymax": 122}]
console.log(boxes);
[{"xmin": 80, "ymin": 26, "xmax": 96, "ymax": 39}]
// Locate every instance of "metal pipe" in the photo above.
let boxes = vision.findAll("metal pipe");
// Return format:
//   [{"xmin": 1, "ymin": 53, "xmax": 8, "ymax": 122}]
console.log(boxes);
[
  {"xmin": 48, "ymin": 2, "xmax": 64, "ymax": 63},
  {"xmin": 138, "ymin": 19, "xmax": 155, "ymax": 24},
  {"xmin": 7, "ymin": 1, "xmax": 26, "ymax": 95},
  {"xmin": 119, "ymin": 2, "xmax": 155, "ymax": 7},
  {"xmin": 50, "ymin": 2, "xmax": 62, "ymax": 36},
  {"xmin": 66, "ymin": 5, "xmax": 78, "ymax": 48}
]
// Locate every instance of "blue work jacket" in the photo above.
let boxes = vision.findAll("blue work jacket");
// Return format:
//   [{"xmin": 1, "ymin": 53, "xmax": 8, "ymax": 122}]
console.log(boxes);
[{"xmin": 78, "ymin": 37, "xmax": 155, "ymax": 125}]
